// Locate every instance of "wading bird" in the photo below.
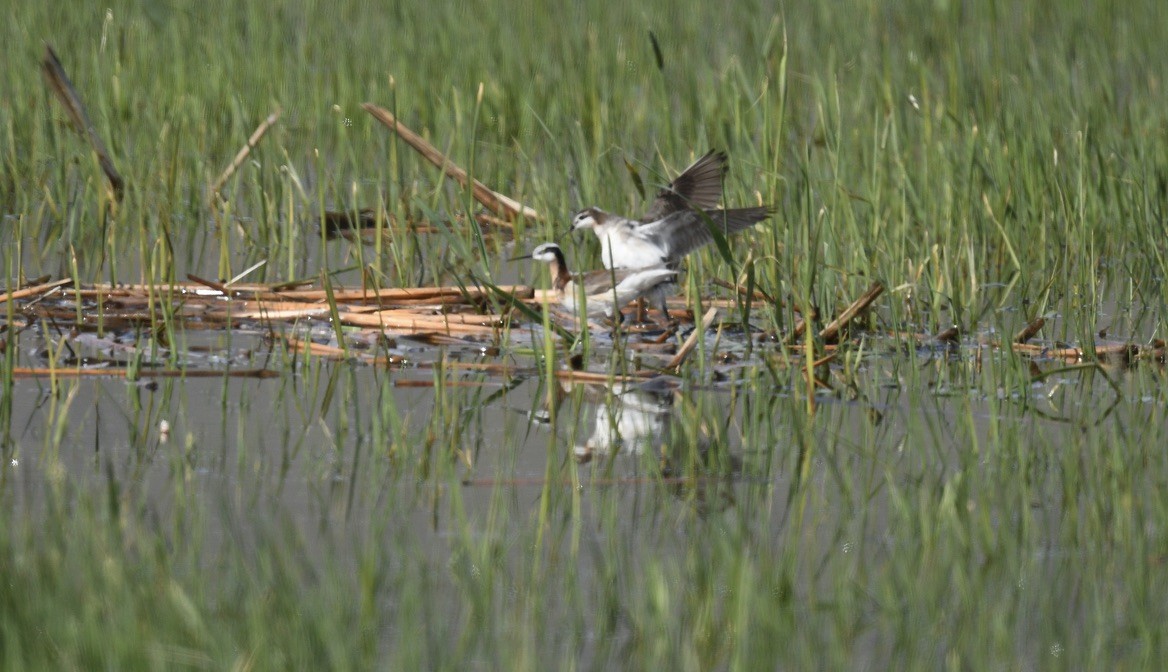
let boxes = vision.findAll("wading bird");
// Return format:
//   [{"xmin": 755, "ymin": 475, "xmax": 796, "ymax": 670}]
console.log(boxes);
[
  {"xmin": 570, "ymin": 149, "xmax": 773, "ymax": 270},
  {"xmin": 513, "ymin": 242, "xmax": 677, "ymax": 323}
]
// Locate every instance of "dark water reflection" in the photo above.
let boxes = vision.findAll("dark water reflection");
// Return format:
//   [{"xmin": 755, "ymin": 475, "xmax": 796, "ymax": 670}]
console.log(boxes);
[{"xmin": 2, "ymin": 324, "xmax": 1165, "ymax": 666}]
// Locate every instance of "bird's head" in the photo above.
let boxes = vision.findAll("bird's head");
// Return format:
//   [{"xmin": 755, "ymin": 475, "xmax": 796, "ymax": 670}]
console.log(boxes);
[
  {"xmin": 529, "ymin": 242, "xmax": 563, "ymax": 264},
  {"xmin": 570, "ymin": 207, "xmax": 605, "ymax": 232}
]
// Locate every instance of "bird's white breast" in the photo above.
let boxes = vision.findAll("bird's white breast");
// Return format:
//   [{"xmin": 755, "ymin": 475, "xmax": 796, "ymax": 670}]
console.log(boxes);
[{"xmin": 596, "ymin": 221, "xmax": 668, "ymax": 270}]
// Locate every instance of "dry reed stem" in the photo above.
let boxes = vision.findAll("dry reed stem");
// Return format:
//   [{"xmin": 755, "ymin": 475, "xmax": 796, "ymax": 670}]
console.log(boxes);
[
  {"xmin": 69, "ymin": 281, "xmax": 533, "ymax": 304},
  {"xmin": 9, "ymin": 367, "xmax": 278, "ymax": 379},
  {"xmin": 665, "ymin": 307, "xmax": 719, "ymax": 372},
  {"xmin": 223, "ymin": 308, "xmax": 333, "ymax": 320},
  {"xmin": 393, "ymin": 380, "xmax": 498, "ymax": 388},
  {"xmin": 210, "ymin": 108, "xmax": 281, "ymax": 198},
  {"xmin": 284, "ymin": 336, "xmax": 349, "ymax": 358},
  {"xmin": 41, "ymin": 45, "xmax": 124, "ymax": 201},
  {"xmin": 339, "ymin": 311, "xmax": 500, "ymax": 336},
  {"xmin": 1013, "ymin": 317, "xmax": 1046, "ymax": 344},
  {"xmin": 0, "ymin": 278, "xmax": 71, "ymax": 305},
  {"xmin": 361, "ymin": 102, "xmax": 541, "ymax": 222},
  {"xmin": 278, "ymin": 285, "xmax": 533, "ymax": 302},
  {"xmin": 818, "ymin": 281, "xmax": 884, "ymax": 343},
  {"xmin": 553, "ymin": 369, "xmax": 658, "ymax": 384},
  {"xmin": 934, "ymin": 326, "xmax": 961, "ymax": 344},
  {"xmin": 1011, "ymin": 341, "xmax": 1138, "ymax": 363}
]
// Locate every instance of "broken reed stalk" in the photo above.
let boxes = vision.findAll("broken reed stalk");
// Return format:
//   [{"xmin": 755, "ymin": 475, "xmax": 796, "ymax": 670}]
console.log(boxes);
[
  {"xmin": 338, "ymin": 311, "xmax": 502, "ymax": 336},
  {"xmin": 147, "ymin": 278, "xmax": 533, "ymax": 303},
  {"xmin": 818, "ymin": 281, "xmax": 884, "ymax": 343},
  {"xmin": 41, "ymin": 45, "xmax": 124, "ymax": 201},
  {"xmin": 361, "ymin": 102, "xmax": 541, "ymax": 222},
  {"xmin": 1013, "ymin": 317, "xmax": 1045, "ymax": 344},
  {"xmin": 394, "ymin": 380, "xmax": 497, "ymax": 389},
  {"xmin": 0, "ymin": 278, "xmax": 71, "ymax": 305},
  {"xmin": 284, "ymin": 335, "xmax": 350, "ymax": 358},
  {"xmin": 934, "ymin": 326, "xmax": 961, "ymax": 344},
  {"xmin": 1012, "ymin": 341, "xmax": 1137, "ymax": 364},
  {"xmin": 9, "ymin": 367, "xmax": 278, "ymax": 379},
  {"xmin": 665, "ymin": 307, "xmax": 719, "ymax": 372},
  {"xmin": 278, "ymin": 284, "xmax": 534, "ymax": 302},
  {"xmin": 211, "ymin": 108, "xmax": 281, "ymax": 198},
  {"xmin": 554, "ymin": 369, "xmax": 658, "ymax": 385}
]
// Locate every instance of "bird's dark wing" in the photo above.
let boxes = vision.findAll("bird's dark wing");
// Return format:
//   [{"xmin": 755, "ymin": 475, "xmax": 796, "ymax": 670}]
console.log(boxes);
[
  {"xmin": 641, "ymin": 206, "xmax": 774, "ymax": 259},
  {"xmin": 640, "ymin": 150, "xmax": 727, "ymax": 222}
]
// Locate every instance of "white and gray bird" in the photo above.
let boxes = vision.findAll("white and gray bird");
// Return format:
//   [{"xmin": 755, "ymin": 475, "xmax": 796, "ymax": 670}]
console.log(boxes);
[
  {"xmin": 570, "ymin": 149, "xmax": 773, "ymax": 271},
  {"xmin": 514, "ymin": 242, "xmax": 677, "ymax": 322}
]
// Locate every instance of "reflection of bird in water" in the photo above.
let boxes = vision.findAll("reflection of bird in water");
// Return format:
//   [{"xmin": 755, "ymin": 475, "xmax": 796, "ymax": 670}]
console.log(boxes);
[
  {"xmin": 546, "ymin": 372, "xmax": 739, "ymax": 514},
  {"xmin": 573, "ymin": 382, "xmax": 675, "ymax": 461}
]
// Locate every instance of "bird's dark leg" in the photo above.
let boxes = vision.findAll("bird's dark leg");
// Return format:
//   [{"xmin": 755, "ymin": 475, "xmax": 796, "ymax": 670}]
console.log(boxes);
[
  {"xmin": 655, "ymin": 294, "xmax": 677, "ymax": 328},
  {"xmin": 603, "ymin": 306, "xmax": 625, "ymax": 329}
]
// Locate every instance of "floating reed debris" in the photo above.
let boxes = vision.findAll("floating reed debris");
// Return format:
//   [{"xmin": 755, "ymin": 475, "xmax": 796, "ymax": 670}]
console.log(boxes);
[
  {"xmin": 555, "ymin": 368, "xmax": 658, "ymax": 384},
  {"xmin": 210, "ymin": 108, "xmax": 281, "ymax": 199},
  {"xmin": 934, "ymin": 326, "xmax": 961, "ymax": 344},
  {"xmin": 321, "ymin": 208, "xmax": 382, "ymax": 240},
  {"xmin": 362, "ymin": 102, "xmax": 541, "ymax": 223},
  {"xmin": 0, "ymin": 278, "xmax": 71, "ymax": 305},
  {"xmin": 819, "ymin": 281, "xmax": 884, "ymax": 343},
  {"xmin": 41, "ymin": 45, "xmax": 124, "ymax": 202},
  {"xmin": 665, "ymin": 307, "xmax": 719, "ymax": 372},
  {"xmin": 9, "ymin": 366, "xmax": 278, "ymax": 379},
  {"xmin": 276, "ymin": 284, "xmax": 534, "ymax": 303},
  {"xmin": 339, "ymin": 310, "xmax": 505, "ymax": 338},
  {"xmin": 1011, "ymin": 341, "xmax": 1139, "ymax": 364},
  {"xmin": 8, "ymin": 278, "xmax": 533, "ymax": 338},
  {"xmin": 1013, "ymin": 317, "xmax": 1046, "ymax": 344},
  {"xmin": 4, "ymin": 274, "xmax": 1162, "ymax": 384}
]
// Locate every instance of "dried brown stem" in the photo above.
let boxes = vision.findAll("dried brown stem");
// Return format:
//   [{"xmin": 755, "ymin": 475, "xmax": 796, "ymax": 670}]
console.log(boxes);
[
  {"xmin": 1, "ymin": 278, "xmax": 71, "ymax": 305},
  {"xmin": 10, "ymin": 367, "xmax": 278, "ymax": 379},
  {"xmin": 665, "ymin": 307, "xmax": 719, "ymax": 372},
  {"xmin": 934, "ymin": 326, "xmax": 961, "ymax": 344},
  {"xmin": 361, "ymin": 102, "xmax": 540, "ymax": 222},
  {"xmin": 41, "ymin": 45, "xmax": 124, "ymax": 201},
  {"xmin": 1013, "ymin": 317, "xmax": 1045, "ymax": 344},
  {"xmin": 818, "ymin": 281, "xmax": 884, "ymax": 343},
  {"xmin": 211, "ymin": 108, "xmax": 281, "ymax": 197}
]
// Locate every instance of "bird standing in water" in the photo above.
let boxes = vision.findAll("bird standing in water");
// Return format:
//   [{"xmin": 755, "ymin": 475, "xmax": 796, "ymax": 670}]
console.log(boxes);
[{"xmin": 513, "ymin": 242, "xmax": 677, "ymax": 323}]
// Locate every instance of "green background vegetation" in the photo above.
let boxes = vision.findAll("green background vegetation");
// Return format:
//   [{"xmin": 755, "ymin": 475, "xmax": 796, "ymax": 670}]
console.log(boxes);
[{"xmin": 2, "ymin": 0, "xmax": 1168, "ymax": 669}]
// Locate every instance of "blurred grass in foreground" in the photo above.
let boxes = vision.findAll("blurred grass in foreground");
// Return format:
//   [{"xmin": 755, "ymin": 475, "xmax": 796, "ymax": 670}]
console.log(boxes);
[{"xmin": 2, "ymin": 0, "xmax": 1168, "ymax": 669}]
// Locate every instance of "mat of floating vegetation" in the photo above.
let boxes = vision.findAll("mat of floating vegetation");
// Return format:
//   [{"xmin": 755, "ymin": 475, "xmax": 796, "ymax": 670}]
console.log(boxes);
[{"xmin": 2, "ymin": 278, "xmax": 1164, "ymax": 384}]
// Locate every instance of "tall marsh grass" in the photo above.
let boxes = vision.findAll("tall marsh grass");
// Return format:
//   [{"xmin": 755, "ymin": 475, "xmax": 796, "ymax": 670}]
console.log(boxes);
[{"xmin": 2, "ymin": 0, "xmax": 1168, "ymax": 669}]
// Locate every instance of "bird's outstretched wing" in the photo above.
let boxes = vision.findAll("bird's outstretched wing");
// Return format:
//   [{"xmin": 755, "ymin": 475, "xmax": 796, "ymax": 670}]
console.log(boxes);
[
  {"xmin": 640, "ymin": 150, "xmax": 727, "ymax": 223},
  {"xmin": 640, "ymin": 206, "xmax": 774, "ymax": 259}
]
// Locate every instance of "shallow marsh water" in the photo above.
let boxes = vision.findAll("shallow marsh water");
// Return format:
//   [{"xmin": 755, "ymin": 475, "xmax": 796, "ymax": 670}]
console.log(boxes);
[
  {"xmin": 5, "ymin": 0, "xmax": 1168, "ymax": 666},
  {"xmin": 3, "ymin": 288, "xmax": 1164, "ymax": 667}
]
